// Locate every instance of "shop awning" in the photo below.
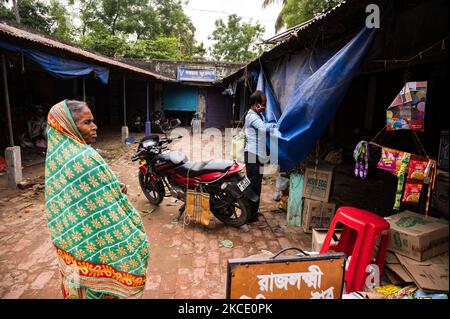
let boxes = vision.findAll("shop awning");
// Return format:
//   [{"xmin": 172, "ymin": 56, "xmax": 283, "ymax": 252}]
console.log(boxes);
[
  {"xmin": 0, "ymin": 40, "xmax": 109, "ymax": 84},
  {"xmin": 260, "ymin": 27, "xmax": 377, "ymax": 171}
]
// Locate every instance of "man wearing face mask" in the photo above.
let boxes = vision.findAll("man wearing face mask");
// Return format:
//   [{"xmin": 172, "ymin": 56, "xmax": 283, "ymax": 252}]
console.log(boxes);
[{"xmin": 244, "ymin": 90, "xmax": 277, "ymax": 223}]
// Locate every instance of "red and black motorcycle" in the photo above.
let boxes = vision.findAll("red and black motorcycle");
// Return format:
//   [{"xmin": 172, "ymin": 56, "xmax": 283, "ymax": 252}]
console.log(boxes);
[{"xmin": 131, "ymin": 135, "xmax": 258, "ymax": 227}]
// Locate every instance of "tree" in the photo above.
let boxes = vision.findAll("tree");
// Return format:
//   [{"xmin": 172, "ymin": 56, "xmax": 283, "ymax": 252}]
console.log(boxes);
[
  {"xmin": 191, "ymin": 42, "xmax": 206, "ymax": 61},
  {"xmin": 48, "ymin": 0, "xmax": 74, "ymax": 42},
  {"xmin": 1, "ymin": 0, "xmax": 72, "ymax": 40},
  {"xmin": 0, "ymin": 0, "xmax": 54, "ymax": 33},
  {"xmin": 1, "ymin": 0, "xmax": 206, "ymax": 61},
  {"xmin": 74, "ymin": 0, "xmax": 203, "ymax": 60},
  {"xmin": 263, "ymin": 0, "xmax": 345, "ymax": 32},
  {"xmin": 153, "ymin": 0, "xmax": 197, "ymax": 59},
  {"xmin": 0, "ymin": 0, "xmax": 21, "ymax": 22},
  {"xmin": 119, "ymin": 37, "xmax": 182, "ymax": 60},
  {"xmin": 208, "ymin": 14, "xmax": 265, "ymax": 62},
  {"xmin": 79, "ymin": 27, "xmax": 127, "ymax": 57}
]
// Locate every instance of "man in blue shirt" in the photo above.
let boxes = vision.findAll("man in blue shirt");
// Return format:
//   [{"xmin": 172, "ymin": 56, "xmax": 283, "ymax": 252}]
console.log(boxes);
[{"xmin": 244, "ymin": 90, "xmax": 277, "ymax": 223}]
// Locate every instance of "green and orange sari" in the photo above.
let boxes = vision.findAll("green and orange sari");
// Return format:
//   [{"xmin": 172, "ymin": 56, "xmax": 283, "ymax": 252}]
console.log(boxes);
[{"xmin": 44, "ymin": 100, "xmax": 149, "ymax": 299}]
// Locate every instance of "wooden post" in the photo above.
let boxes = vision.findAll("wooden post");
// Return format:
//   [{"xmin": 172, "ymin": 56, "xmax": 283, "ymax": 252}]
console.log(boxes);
[
  {"xmin": 145, "ymin": 81, "xmax": 151, "ymax": 136},
  {"xmin": 82, "ymin": 76, "xmax": 86, "ymax": 102},
  {"xmin": 1, "ymin": 54, "xmax": 14, "ymax": 147},
  {"xmin": 123, "ymin": 76, "xmax": 126, "ymax": 126},
  {"xmin": 121, "ymin": 75, "xmax": 129, "ymax": 142}
]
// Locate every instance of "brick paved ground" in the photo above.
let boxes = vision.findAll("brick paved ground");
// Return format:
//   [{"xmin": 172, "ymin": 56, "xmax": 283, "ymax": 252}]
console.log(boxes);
[{"xmin": 0, "ymin": 130, "xmax": 311, "ymax": 299}]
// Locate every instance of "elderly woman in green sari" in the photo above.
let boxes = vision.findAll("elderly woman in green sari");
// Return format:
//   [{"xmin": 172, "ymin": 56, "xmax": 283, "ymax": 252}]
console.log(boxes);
[{"xmin": 44, "ymin": 99, "xmax": 149, "ymax": 299}]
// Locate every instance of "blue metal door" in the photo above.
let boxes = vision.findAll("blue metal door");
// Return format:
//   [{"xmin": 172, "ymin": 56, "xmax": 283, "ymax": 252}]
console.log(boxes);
[{"xmin": 163, "ymin": 84, "xmax": 198, "ymax": 111}]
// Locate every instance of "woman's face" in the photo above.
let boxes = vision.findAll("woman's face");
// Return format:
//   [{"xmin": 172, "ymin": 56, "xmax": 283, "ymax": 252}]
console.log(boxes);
[{"xmin": 74, "ymin": 106, "xmax": 98, "ymax": 144}]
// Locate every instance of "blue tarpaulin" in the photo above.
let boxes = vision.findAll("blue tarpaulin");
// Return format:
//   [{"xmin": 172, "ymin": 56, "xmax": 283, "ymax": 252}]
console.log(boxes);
[
  {"xmin": 257, "ymin": 64, "xmax": 281, "ymax": 123},
  {"xmin": 0, "ymin": 40, "xmax": 109, "ymax": 84},
  {"xmin": 258, "ymin": 27, "xmax": 376, "ymax": 171}
]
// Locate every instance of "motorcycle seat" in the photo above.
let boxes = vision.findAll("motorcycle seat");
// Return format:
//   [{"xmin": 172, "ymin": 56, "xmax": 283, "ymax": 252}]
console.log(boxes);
[
  {"xmin": 175, "ymin": 159, "xmax": 235, "ymax": 178},
  {"xmin": 156, "ymin": 151, "xmax": 188, "ymax": 167}
]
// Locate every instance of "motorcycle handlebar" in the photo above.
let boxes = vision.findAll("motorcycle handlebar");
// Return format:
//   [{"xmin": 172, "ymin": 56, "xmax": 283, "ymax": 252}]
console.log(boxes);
[
  {"xmin": 131, "ymin": 149, "xmax": 144, "ymax": 161},
  {"xmin": 160, "ymin": 135, "xmax": 183, "ymax": 145}
]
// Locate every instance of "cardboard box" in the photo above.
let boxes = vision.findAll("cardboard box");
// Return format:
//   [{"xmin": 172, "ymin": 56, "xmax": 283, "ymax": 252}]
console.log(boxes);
[
  {"xmin": 384, "ymin": 252, "xmax": 414, "ymax": 284},
  {"xmin": 303, "ymin": 200, "xmax": 337, "ymax": 234},
  {"xmin": 386, "ymin": 210, "xmax": 449, "ymax": 261},
  {"xmin": 302, "ymin": 199, "xmax": 336, "ymax": 233},
  {"xmin": 311, "ymin": 228, "xmax": 342, "ymax": 252},
  {"xmin": 302, "ymin": 167, "xmax": 334, "ymax": 202},
  {"xmin": 395, "ymin": 252, "xmax": 449, "ymax": 292}
]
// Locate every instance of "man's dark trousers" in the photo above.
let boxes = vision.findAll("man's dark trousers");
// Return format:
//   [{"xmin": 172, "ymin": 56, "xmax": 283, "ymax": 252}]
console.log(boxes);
[{"xmin": 244, "ymin": 151, "xmax": 263, "ymax": 217}]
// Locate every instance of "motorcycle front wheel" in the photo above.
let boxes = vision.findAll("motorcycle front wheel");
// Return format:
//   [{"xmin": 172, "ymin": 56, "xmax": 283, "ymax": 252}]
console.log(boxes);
[
  {"xmin": 210, "ymin": 194, "xmax": 250, "ymax": 227},
  {"xmin": 138, "ymin": 171, "xmax": 165, "ymax": 205}
]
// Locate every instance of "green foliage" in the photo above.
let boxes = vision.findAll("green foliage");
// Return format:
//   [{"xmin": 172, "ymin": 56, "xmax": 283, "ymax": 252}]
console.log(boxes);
[
  {"xmin": 119, "ymin": 37, "xmax": 206, "ymax": 61},
  {"xmin": 264, "ymin": 0, "xmax": 345, "ymax": 32},
  {"xmin": 1, "ymin": 0, "xmax": 206, "ymax": 61},
  {"xmin": 1, "ymin": 0, "xmax": 73, "ymax": 41},
  {"xmin": 119, "ymin": 37, "xmax": 182, "ymax": 60},
  {"xmin": 0, "ymin": 4, "xmax": 14, "ymax": 20},
  {"xmin": 79, "ymin": 28, "xmax": 127, "ymax": 57},
  {"xmin": 191, "ymin": 42, "xmax": 207, "ymax": 61},
  {"xmin": 209, "ymin": 14, "xmax": 265, "ymax": 62},
  {"xmin": 48, "ymin": 0, "xmax": 74, "ymax": 42},
  {"xmin": 75, "ymin": 0, "xmax": 202, "ymax": 60},
  {"xmin": 153, "ymin": 0, "xmax": 197, "ymax": 59},
  {"xmin": 0, "ymin": 0, "xmax": 53, "ymax": 33}
]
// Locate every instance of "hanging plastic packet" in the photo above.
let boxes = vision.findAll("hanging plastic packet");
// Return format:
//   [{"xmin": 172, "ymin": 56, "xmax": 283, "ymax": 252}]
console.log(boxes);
[
  {"xmin": 393, "ymin": 153, "xmax": 411, "ymax": 211},
  {"xmin": 353, "ymin": 141, "xmax": 369, "ymax": 179},
  {"xmin": 401, "ymin": 155, "xmax": 428, "ymax": 205},
  {"xmin": 402, "ymin": 183, "xmax": 423, "ymax": 204},
  {"xmin": 377, "ymin": 147, "xmax": 406, "ymax": 175},
  {"xmin": 407, "ymin": 155, "xmax": 429, "ymax": 182}
]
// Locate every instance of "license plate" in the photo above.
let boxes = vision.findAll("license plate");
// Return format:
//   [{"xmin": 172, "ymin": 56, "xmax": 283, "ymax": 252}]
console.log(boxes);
[{"xmin": 237, "ymin": 176, "xmax": 251, "ymax": 192}]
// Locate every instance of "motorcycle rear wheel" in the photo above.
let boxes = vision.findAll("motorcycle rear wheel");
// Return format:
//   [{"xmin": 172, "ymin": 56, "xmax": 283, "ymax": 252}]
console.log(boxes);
[
  {"xmin": 138, "ymin": 171, "xmax": 165, "ymax": 205},
  {"xmin": 210, "ymin": 195, "xmax": 250, "ymax": 227}
]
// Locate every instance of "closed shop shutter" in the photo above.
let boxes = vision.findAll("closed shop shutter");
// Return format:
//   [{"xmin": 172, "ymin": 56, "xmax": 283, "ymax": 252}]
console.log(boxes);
[{"xmin": 163, "ymin": 85, "xmax": 198, "ymax": 111}]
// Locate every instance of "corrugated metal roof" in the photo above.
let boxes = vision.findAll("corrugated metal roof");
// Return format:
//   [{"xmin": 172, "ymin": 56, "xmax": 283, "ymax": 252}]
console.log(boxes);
[
  {"xmin": 220, "ymin": 0, "xmax": 366, "ymax": 85},
  {"xmin": 0, "ymin": 20, "xmax": 175, "ymax": 82},
  {"xmin": 265, "ymin": 1, "xmax": 347, "ymax": 44}
]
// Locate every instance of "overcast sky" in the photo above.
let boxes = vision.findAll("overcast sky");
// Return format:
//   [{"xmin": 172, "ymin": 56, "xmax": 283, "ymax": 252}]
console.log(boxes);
[{"xmin": 182, "ymin": 0, "xmax": 284, "ymax": 50}]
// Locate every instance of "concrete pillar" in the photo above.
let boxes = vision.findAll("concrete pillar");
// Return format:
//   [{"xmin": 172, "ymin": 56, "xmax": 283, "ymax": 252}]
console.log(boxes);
[
  {"xmin": 121, "ymin": 126, "xmax": 129, "ymax": 143},
  {"xmin": 145, "ymin": 81, "xmax": 151, "ymax": 137},
  {"xmin": 154, "ymin": 83, "xmax": 162, "ymax": 111},
  {"xmin": 82, "ymin": 76, "xmax": 86, "ymax": 102},
  {"xmin": 5, "ymin": 146, "xmax": 22, "ymax": 187},
  {"xmin": 122, "ymin": 76, "xmax": 128, "ymax": 142}
]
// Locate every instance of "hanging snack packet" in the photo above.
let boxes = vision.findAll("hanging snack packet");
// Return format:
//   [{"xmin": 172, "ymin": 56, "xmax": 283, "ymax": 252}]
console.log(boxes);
[
  {"xmin": 377, "ymin": 147, "xmax": 405, "ymax": 175},
  {"xmin": 407, "ymin": 156, "xmax": 428, "ymax": 182},
  {"xmin": 402, "ymin": 183, "xmax": 423, "ymax": 204}
]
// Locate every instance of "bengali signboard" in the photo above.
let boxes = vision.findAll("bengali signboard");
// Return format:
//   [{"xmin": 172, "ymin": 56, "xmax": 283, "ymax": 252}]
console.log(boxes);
[
  {"xmin": 177, "ymin": 67, "xmax": 217, "ymax": 82},
  {"xmin": 227, "ymin": 252, "xmax": 346, "ymax": 299}
]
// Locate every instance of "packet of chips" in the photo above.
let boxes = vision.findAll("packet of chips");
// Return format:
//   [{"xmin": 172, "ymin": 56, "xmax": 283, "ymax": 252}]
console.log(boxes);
[
  {"xmin": 374, "ymin": 285, "xmax": 402, "ymax": 296},
  {"xmin": 377, "ymin": 147, "xmax": 406, "ymax": 175},
  {"xmin": 407, "ymin": 155, "xmax": 428, "ymax": 182},
  {"xmin": 402, "ymin": 183, "xmax": 423, "ymax": 204}
]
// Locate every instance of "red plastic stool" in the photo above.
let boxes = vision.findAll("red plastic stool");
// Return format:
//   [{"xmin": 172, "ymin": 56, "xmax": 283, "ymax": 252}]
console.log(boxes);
[{"xmin": 320, "ymin": 206, "xmax": 390, "ymax": 293}]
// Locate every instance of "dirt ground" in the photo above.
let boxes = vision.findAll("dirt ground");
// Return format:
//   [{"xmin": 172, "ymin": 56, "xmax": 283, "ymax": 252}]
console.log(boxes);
[{"xmin": 0, "ymin": 129, "xmax": 312, "ymax": 299}]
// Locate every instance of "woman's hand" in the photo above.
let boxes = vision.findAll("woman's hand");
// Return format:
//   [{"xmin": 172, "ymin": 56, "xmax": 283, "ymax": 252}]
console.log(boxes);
[{"xmin": 120, "ymin": 183, "xmax": 128, "ymax": 195}]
